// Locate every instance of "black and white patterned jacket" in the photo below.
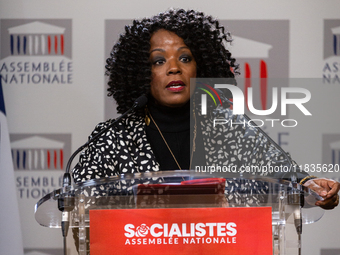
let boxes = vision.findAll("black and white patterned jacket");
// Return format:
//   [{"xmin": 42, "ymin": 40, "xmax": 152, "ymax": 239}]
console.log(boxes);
[{"xmin": 72, "ymin": 105, "xmax": 302, "ymax": 184}]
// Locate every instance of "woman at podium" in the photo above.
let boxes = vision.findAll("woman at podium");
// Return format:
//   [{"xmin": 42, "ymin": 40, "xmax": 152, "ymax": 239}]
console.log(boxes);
[{"xmin": 72, "ymin": 9, "xmax": 339, "ymax": 210}]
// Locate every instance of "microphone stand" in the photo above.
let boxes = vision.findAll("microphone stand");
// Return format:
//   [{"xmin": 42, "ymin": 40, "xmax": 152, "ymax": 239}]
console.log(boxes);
[{"xmin": 57, "ymin": 95, "xmax": 147, "ymax": 255}]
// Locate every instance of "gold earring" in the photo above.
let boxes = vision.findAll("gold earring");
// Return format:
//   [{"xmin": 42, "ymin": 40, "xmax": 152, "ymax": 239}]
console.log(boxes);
[{"xmin": 144, "ymin": 107, "xmax": 150, "ymax": 126}]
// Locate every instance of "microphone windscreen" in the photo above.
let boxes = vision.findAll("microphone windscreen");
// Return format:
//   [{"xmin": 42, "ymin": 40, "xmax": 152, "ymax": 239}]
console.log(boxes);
[{"xmin": 134, "ymin": 95, "xmax": 148, "ymax": 109}]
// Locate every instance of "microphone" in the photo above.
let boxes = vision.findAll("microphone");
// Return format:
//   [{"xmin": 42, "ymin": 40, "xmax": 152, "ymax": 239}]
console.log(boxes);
[
  {"xmin": 132, "ymin": 94, "xmax": 148, "ymax": 110},
  {"xmin": 58, "ymin": 95, "xmax": 148, "ymax": 241}
]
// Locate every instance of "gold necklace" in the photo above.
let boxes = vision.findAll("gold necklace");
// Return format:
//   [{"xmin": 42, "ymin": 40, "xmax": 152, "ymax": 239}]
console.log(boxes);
[
  {"xmin": 147, "ymin": 109, "xmax": 182, "ymax": 170},
  {"xmin": 145, "ymin": 105, "xmax": 197, "ymax": 170}
]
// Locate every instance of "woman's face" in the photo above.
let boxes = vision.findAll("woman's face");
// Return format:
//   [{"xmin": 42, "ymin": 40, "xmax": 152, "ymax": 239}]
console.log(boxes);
[{"xmin": 149, "ymin": 29, "xmax": 196, "ymax": 107}]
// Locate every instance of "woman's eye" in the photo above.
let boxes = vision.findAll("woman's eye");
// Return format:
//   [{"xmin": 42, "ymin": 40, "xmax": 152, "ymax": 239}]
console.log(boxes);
[
  {"xmin": 152, "ymin": 58, "xmax": 165, "ymax": 65},
  {"xmin": 180, "ymin": 55, "xmax": 192, "ymax": 63}
]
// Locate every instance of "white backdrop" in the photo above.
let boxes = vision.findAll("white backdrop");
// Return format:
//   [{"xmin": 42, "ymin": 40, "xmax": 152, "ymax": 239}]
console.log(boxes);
[{"xmin": 1, "ymin": 1, "xmax": 340, "ymax": 254}]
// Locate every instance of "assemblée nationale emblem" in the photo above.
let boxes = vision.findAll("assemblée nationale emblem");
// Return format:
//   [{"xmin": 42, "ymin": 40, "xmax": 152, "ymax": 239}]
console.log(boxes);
[{"xmin": 0, "ymin": 19, "xmax": 73, "ymax": 85}]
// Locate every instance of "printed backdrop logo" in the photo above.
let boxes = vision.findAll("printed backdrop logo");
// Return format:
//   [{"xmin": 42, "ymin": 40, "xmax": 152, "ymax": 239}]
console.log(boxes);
[
  {"xmin": 323, "ymin": 20, "xmax": 340, "ymax": 84},
  {"xmin": 10, "ymin": 134, "xmax": 71, "ymax": 199},
  {"xmin": 0, "ymin": 19, "xmax": 73, "ymax": 84},
  {"xmin": 11, "ymin": 135, "xmax": 67, "ymax": 170},
  {"xmin": 230, "ymin": 35, "xmax": 272, "ymax": 113},
  {"xmin": 223, "ymin": 20, "xmax": 289, "ymax": 120}
]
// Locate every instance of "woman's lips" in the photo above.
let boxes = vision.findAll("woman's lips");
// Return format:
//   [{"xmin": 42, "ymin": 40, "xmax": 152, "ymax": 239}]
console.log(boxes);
[{"xmin": 166, "ymin": 80, "xmax": 185, "ymax": 92}]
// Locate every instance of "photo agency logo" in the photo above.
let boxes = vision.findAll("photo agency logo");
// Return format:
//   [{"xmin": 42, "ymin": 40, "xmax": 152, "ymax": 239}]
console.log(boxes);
[
  {"xmin": 323, "ymin": 20, "xmax": 340, "ymax": 84},
  {"xmin": 197, "ymin": 83, "xmax": 224, "ymax": 115},
  {"xmin": 0, "ymin": 19, "xmax": 73, "ymax": 84},
  {"xmin": 197, "ymin": 79, "xmax": 312, "ymax": 128}
]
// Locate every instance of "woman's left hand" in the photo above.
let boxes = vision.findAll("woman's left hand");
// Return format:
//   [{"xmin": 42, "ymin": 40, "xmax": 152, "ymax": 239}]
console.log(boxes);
[{"xmin": 303, "ymin": 178, "xmax": 340, "ymax": 210}]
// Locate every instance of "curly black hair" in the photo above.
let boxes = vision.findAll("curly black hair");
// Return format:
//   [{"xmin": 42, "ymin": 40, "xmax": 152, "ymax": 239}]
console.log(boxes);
[{"xmin": 105, "ymin": 9, "xmax": 239, "ymax": 115}]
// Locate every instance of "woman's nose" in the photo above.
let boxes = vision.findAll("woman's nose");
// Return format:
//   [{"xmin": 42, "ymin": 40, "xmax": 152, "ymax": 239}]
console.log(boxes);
[{"xmin": 167, "ymin": 60, "xmax": 181, "ymax": 75}]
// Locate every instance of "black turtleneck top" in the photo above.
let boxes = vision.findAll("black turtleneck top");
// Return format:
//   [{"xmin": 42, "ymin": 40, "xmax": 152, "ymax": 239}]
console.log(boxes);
[{"xmin": 146, "ymin": 100, "xmax": 191, "ymax": 170}]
